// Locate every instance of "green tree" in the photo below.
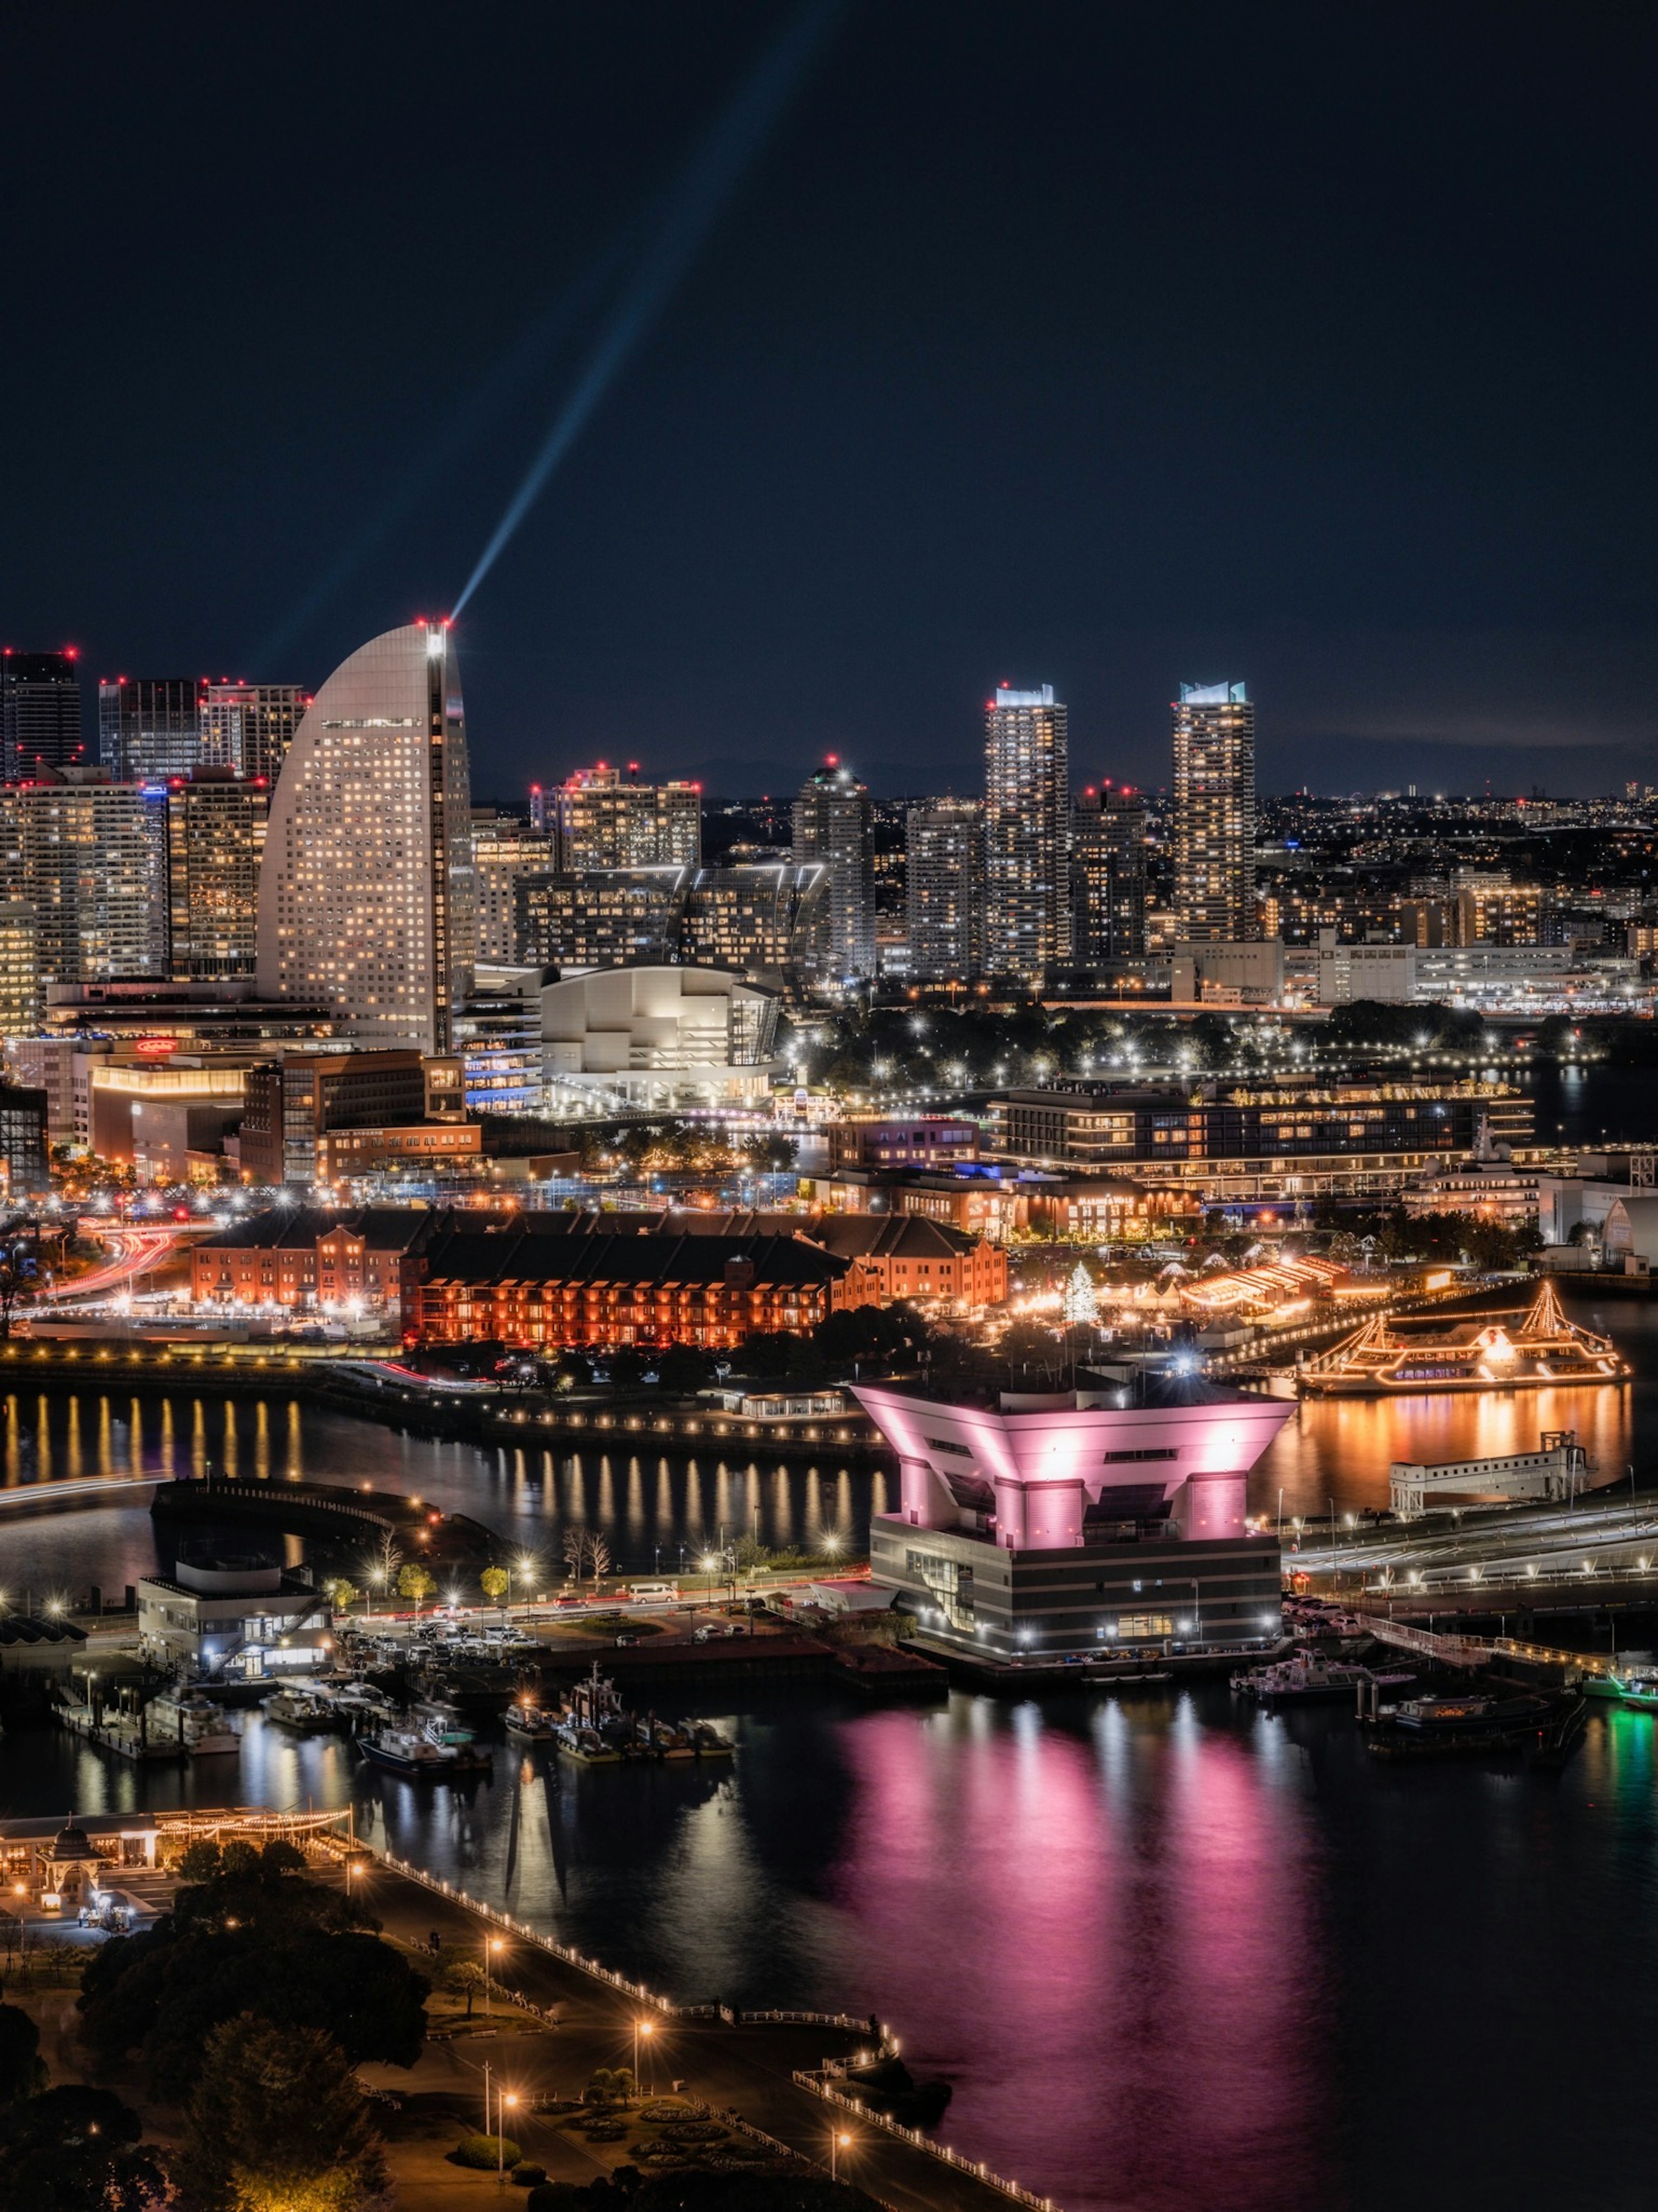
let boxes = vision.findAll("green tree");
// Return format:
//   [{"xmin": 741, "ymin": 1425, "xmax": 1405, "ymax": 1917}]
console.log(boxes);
[
  {"xmin": 397, "ymin": 1563, "xmax": 437, "ymax": 1616},
  {"xmin": 442, "ymin": 1959, "xmax": 489, "ymax": 2019},
  {"xmin": 177, "ymin": 2014, "xmax": 384, "ymax": 2212},
  {"xmin": 479, "ymin": 1566, "xmax": 510, "ymax": 1615},
  {"xmin": 326, "ymin": 1577, "xmax": 361, "ymax": 1617}
]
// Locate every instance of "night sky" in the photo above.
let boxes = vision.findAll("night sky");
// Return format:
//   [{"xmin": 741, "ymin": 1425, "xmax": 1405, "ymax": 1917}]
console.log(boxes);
[{"xmin": 3, "ymin": 2, "xmax": 1653, "ymax": 799}]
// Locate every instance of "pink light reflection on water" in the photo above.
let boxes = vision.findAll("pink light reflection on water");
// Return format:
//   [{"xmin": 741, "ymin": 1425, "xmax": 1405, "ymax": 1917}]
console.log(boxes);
[{"xmin": 829, "ymin": 1697, "xmax": 1333, "ymax": 2212}]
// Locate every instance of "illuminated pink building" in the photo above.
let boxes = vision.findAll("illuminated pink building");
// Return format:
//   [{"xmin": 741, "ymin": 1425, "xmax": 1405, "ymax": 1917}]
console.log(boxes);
[{"xmin": 855, "ymin": 1379, "xmax": 1292, "ymax": 1655}]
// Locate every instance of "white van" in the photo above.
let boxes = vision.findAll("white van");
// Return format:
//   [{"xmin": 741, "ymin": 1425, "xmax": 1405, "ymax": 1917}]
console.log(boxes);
[{"xmin": 626, "ymin": 1581, "xmax": 680, "ymax": 1604}]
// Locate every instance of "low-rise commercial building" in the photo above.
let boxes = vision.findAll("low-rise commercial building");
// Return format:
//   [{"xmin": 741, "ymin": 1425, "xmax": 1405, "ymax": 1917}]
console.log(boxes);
[
  {"xmin": 990, "ymin": 1080, "xmax": 1534, "ymax": 1197},
  {"xmin": 1170, "ymin": 939, "xmax": 1285, "ymax": 1005},
  {"xmin": 239, "ymin": 1049, "xmax": 462, "ymax": 1186},
  {"xmin": 137, "ymin": 1558, "xmax": 331, "ymax": 1676},
  {"xmin": 0, "ymin": 1080, "xmax": 48, "ymax": 1193},
  {"xmin": 539, "ymin": 964, "xmax": 781, "ymax": 1113},
  {"xmin": 828, "ymin": 1116, "xmax": 979, "ymax": 1175}
]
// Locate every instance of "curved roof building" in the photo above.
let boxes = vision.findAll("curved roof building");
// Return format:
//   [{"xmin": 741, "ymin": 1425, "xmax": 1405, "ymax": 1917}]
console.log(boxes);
[{"xmin": 256, "ymin": 621, "xmax": 474, "ymax": 1052}]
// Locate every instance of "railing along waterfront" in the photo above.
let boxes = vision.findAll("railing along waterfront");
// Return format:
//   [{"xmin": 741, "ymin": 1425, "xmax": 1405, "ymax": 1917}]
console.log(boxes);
[
  {"xmin": 794, "ymin": 2068, "xmax": 1065, "ymax": 2212},
  {"xmin": 373, "ymin": 1851, "xmax": 893, "ymax": 2044}
]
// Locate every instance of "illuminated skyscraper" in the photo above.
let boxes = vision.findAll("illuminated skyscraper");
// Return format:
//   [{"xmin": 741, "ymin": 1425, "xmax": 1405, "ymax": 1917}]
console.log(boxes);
[
  {"xmin": 550, "ymin": 763, "xmax": 700, "ymax": 870},
  {"xmin": 97, "ymin": 677, "xmax": 205, "ymax": 781},
  {"xmin": 1, "ymin": 650, "xmax": 84, "ymax": 778},
  {"xmin": 256, "ymin": 621, "xmax": 475, "ymax": 1052},
  {"xmin": 1171, "ymin": 681, "xmax": 1256, "ymax": 942},
  {"xmin": 791, "ymin": 762, "xmax": 874, "ymax": 980},
  {"xmin": 19, "ymin": 780, "xmax": 168, "ymax": 982},
  {"xmin": 984, "ymin": 684, "xmax": 1069, "ymax": 983},
  {"xmin": 905, "ymin": 798, "xmax": 984, "ymax": 981},
  {"xmin": 166, "ymin": 771, "xmax": 268, "ymax": 979},
  {"xmin": 199, "ymin": 682, "xmax": 309, "ymax": 781}
]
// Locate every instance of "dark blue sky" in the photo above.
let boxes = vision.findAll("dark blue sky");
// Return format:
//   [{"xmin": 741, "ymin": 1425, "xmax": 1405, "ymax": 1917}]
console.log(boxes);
[{"xmin": 2, "ymin": 2, "xmax": 1653, "ymax": 798}]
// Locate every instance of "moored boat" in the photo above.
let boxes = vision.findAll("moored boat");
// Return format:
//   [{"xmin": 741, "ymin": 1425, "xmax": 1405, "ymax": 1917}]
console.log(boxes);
[
  {"xmin": 504, "ymin": 1699, "xmax": 560, "ymax": 1742},
  {"xmin": 1232, "ymin": 1657, "xmax": 1367, "ymax": 1705},
  {"xmin": 262, "ymin": 1684, "xmax": 338, "ymax": 1733},
  {"xmin": 357, "ymin": 1724, "xmax": 459, "ymax": 1777}
]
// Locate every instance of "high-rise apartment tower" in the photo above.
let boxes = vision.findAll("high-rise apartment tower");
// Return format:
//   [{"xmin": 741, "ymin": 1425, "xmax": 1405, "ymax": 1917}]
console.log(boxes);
[
  {"xmin": 791, "ymin": 762, "xmax": 875, "ymax": 981},
  {"xmin": 1171, "ymin": 681, "xmax": 1256, "ymax": 942},
  {"xmin": 199, "ymin": 682, "xmax": 309, "ymax": 782},
  {"xmin": 256, "ymin": 621, "xmax": 475, "ymax": 1053},
  {"xmin": 550, "ymin": 764, "xmax": 700, "ymax": 871},
  {"xmin": 167, "ymin": 772, "xmax": 269, "ymax": 979},
  {"xmin": 1072, "ymin": 782, "xmax": 1147, "ymax": 964},
  {"xmin": 1, "ymin": 650, "xmax": 85, "ymax": 778},
  {"xmin": 98, "ymin": 678, "xmax": 206, "ymax": 782},
  {"xmin": 984, "ymin": 684, "xmax": 1070, "ymax": 983},
  {"xmin": 905, "ymin": 798, "xmax": 984, "ymax": 981}
]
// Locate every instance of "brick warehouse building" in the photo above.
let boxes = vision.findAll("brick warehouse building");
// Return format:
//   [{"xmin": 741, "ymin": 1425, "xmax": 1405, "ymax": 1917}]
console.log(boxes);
[
  {"xmin": 406, "ymin": 1216, "xmax": 849, "ymax": 1350},
  {"xmin": 191, "ymin": 1207, "xmax": 442, "ymax": 1312}
]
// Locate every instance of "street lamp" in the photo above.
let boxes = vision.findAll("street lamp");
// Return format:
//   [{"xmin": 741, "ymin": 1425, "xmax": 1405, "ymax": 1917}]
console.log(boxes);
[
  {"xmin": 634, "ymin": 2015, "xmax": 655, "ymax": 2095},
  {"xmin": 484, "ymin": 1933, "xmax": 504, "ymax": 2015},
  {"xmin": 498, "ymin": 2090, "xmax": 518, "ymax": 2185},
  {"xmin": 831, "ymin": 2130, "xmax": 852, "ymax": 2181}
]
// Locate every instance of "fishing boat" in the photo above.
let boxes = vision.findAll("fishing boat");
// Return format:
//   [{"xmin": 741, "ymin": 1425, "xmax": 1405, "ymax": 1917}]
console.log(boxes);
[
  {"xmin": 414, "ymin": 1696, "xmax": 493, "ymax": 1771},
  {"xmin": 1299, "ymin": 1280, "xmax": 1629, "ymax": 1398},
  {"xmin": 503, "ymin": 1698, "xmax": 560, "ymax": 1743},
  {"xmin": 357, "ymin": 1723, "xmax": 459, "ymax": 1778},
  {"xmin": 1616, "ymin": 1676, "xmax": 1658, "ymax": 1714},
  {"xmin": 554, "ymin": 1663, "xmax": 634, "ymax": 1762},
  {"xmin": 688, "ymin": 1721, "xmax": 735, "ymax": 1759}
]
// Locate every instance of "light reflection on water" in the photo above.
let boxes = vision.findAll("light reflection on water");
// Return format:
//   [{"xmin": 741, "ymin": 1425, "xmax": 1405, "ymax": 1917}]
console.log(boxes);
[{"xmin": 10, "ymin": 1687, "xmax": 1658, "ymax": 2212}]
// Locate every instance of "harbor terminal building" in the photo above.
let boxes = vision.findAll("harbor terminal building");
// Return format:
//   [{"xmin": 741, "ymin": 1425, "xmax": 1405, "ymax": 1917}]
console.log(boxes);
[{"xmin": 854, "ymin": 1374, "xmax": 1291, "ymax": 1657}]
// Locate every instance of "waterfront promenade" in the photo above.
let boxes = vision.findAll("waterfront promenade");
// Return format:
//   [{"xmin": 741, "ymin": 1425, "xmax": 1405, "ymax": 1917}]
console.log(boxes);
[{"xmin": 341, "ymin": 1851, "xmax": 1060, "ymax": 2212}]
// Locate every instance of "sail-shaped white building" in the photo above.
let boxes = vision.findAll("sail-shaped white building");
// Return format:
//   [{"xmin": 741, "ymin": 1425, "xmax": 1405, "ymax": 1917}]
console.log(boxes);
[{"xmin": 256, "ymin": 621, "xmax": 474, "ymax": 1052}]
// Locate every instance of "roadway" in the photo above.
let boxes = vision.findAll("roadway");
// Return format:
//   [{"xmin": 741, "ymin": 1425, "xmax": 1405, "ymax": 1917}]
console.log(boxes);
[
  {"xmin": 39, "ymin": 1226, "xmax": 188, "ymax": 1302},
  {"xmin": 1294, "ymin": 1493, "xmax": 1658, "ymax": 1597}
]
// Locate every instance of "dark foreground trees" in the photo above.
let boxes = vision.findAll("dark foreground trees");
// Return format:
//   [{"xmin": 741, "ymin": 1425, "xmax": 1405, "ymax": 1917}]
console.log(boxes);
[
  {"xmin": 78, "ymin": 1839, "xmax": 429, "ymax": 2098},
  {"xmin": 0, "ymin": 2011, "xmax": 164, "ymax": 2212}
]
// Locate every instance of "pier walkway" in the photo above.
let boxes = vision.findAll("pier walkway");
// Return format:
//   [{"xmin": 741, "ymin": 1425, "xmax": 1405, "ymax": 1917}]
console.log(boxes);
[{"xmin": 343, "ymin": 1848, "xmax": 1063, "ymax": 2212}]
